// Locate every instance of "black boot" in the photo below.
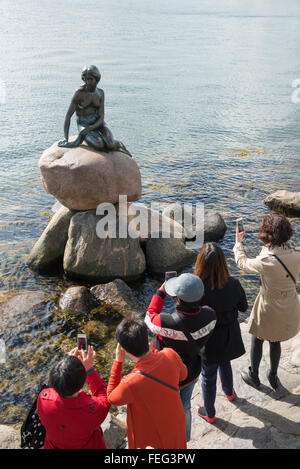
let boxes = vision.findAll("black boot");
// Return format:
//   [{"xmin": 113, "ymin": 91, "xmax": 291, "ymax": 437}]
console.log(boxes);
[
  {"xmin": 241, "ymin": 367, "xmax": 260, "ymax": 388},
  {"xmin": 267, "ymin": 370, "xmax": 279, "ymax": 390}
]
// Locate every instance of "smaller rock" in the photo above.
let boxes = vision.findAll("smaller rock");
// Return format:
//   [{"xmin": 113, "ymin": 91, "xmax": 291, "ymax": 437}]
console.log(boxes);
[
  {"xmin": 0, "ymin": 425, "xmax": 20, "ymax": 450},
  {"xmin": 145, "ymin": 237, "xmax": 197, "ymax": 274},
  {"xmin": 59, "ymin": 286, "xmax": 98, "ymax": 316},
  {"xmin": 102, "ymin": 413, "xmax": 127, "ymax": 449},
  {"xmin": 204, "ymin": 209, "xmax": 227, "ymax": 242},
  {"xmin": 264, "ymin": 190, "xmax": 300, "ymax": 217},
  {"xmin": 27, "ymin": 206, "xmax": 74, "ymax": 272},
  {"xmin": 91, "ymin": 279, "xmax": 140, "ymax": 316},
  {"xmin": 162, "ymin": 203, "xmax": 227, "ymax": 241},
  {"xmin": 0, "ymin": 290, "xmax": 47, "ymax": 329}
]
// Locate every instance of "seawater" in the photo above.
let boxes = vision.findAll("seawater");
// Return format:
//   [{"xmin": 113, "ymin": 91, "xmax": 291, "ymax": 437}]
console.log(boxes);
[{"xmin": 0, "ymin": 0, "xmax": 300, "ymax": 423}]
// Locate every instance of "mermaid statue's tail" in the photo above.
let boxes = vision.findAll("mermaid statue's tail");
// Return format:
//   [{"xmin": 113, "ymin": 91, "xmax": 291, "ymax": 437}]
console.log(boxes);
[{"xmin": 118, "ymin": 141, "xmax": 133, "ymax": 158}]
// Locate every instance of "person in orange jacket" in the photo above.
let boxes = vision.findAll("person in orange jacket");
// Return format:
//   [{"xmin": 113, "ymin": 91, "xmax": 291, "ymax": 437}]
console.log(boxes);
[
  {"xmin": 37, "ymin": 346, "xmax": 110, "ymax": 449},
  {"xmin": 107, "ymin": 316, "xmax": 187, "ymax": 449}
]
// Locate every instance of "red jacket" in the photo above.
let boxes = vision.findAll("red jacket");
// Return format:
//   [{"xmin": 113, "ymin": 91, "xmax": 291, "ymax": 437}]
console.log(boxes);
[{"xmin": 37, "ymin": 370, "xmax": 110, "ymax": 449}]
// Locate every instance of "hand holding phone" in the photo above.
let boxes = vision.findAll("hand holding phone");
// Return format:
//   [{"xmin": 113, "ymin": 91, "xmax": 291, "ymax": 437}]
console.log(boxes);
[
  {"xmin": 165, "ymin": 271, "xmax": 177, "ymax": 281},
  {"xmin": 236, "ymin": 218, "xmax": 244, "ymax": 233},
  {"xmin": 236, "ymin": 218, "xmax": 246, "ymax": 243},
  {"xmin": 78, "ymin": 345, "xmax": 96, "ymax": 371}
]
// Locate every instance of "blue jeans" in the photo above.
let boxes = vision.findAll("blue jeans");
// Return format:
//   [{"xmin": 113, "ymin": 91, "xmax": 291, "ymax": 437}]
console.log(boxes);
[
  {"xmin": 201, "ymin": 361, "xmax": 233, "ymax": 418},
  {"xmin": 179, "ymin": 379, "xmax": 197, "ymax": 442}
]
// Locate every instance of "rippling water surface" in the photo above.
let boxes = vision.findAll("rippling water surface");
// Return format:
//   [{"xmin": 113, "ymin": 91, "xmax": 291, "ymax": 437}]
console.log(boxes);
[{"xmin": 0, "ymin": 0, "xmax": 300, "ymax": 422}]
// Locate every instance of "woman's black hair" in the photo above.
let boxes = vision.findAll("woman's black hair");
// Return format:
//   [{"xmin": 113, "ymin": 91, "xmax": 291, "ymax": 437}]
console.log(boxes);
[{"xmin": 49, "ymin": 356, "xmax": 87, "ymax": 398}]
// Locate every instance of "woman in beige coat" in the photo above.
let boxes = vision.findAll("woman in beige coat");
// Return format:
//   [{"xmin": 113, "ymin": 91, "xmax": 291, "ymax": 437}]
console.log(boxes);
[{"xmin": 233, "ymin": 215, "xmax": 300, "ymax": 389}]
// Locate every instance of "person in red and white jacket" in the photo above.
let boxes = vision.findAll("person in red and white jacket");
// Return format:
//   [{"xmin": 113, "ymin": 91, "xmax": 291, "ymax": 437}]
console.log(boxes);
[
  {"xmin": 37, "ymin": 346, "xmax": 110, "ymax": 449},
  {"xmin": 144, "ymin": 273, "xmax": 216, "ymax": 441}
]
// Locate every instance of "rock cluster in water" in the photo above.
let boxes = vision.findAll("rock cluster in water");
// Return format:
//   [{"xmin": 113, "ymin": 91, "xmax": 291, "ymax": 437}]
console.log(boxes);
[
  {"xmin": 27, "ymin": 140, "xmax": 227, "ymax": 282},
  {"xmin": 264, "ymin": 190, "xmax": 300, "ymax": 217}
]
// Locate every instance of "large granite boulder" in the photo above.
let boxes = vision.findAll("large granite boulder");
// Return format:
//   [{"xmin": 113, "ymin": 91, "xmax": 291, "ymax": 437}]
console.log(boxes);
[
  {"xmin": 264, "ymin": 190, "xmax": 300, "ymax": 217},
  {"xmin": 63, "ymin": 211, "xmax": 146, "ymax": 282},
  {"xmin": 39, "ymin": 140, "xmax": 142, "ymax": 211},
  {"xmin": 27, "ymin": 206, "xmax": 74, "ymax": 272}
]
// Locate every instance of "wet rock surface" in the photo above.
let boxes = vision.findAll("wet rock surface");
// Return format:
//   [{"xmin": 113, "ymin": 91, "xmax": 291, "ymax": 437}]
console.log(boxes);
[
  {"xmin": 58, "ymin": 286, "xmax": 99, "ymax": 316},
  {"xmin": 162, "ymin": 203, "xmax": 227, "ymax": 242},
  {"xmin": 91, "ymin": 279, "xmax": 141, "ymax": 316},
  {"xmin": 27, "ymin": 206, "xmax": 74, "ymax": 273},
  {"xmin": 63, "ymin": 211, "xmax": 146, "ymax": 282},
  {"xmin": 39, "ymin": 140, "xmax": 142, "ymax": 211},
  {"xmin": 264, "ymin": 190, "xmax": 300, "ymax": 217},
  {"xmin": 145, "ymin": 237, "xmax": 197, "ymax": 273}
]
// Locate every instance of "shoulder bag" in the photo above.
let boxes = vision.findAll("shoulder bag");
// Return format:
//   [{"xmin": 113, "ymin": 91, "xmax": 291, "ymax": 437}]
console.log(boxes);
[{"xmin": 20, "ymin": 384, "xmax": 47, "ymax": 449}]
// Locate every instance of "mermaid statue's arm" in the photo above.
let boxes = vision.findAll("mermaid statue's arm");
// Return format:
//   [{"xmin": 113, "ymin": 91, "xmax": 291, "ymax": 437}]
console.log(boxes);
[{"xmin": 58, "ymin": 91, "xmax": 80, "ymax": 147}]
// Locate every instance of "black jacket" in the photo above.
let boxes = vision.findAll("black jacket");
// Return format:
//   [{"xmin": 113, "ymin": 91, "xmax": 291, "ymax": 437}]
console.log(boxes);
[
  {"xmin": 145, "ymin": 289, "xmax": 217, "ymax": 386},
  {"xmin": 200, "ymin": 276, "xmax": 248, "ymax": 365}
]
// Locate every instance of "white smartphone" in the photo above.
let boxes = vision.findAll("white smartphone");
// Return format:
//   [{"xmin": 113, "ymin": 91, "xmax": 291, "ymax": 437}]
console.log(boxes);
[
  {"xmin": 77, "ymin": 334, "xmax": 87, "ymax": 351},
  {"xmin": 236, "ymin": 217, "xmax": 244, "ymax": 233}
]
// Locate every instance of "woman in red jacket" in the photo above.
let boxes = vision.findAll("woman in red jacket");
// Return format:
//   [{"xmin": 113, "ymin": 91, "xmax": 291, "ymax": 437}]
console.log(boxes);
[{"xmin": 37, "ymin": 346, "xmax": 110, "ymax": 449}]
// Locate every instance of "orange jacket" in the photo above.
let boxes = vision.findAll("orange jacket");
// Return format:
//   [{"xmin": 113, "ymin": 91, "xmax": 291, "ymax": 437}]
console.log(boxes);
[{"xmin": 107, "ymin": 348, "xmax": 187, "ymax": 449}]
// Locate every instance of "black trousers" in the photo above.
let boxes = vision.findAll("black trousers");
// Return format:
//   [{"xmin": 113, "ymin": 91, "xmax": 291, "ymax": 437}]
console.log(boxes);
[{"xmin": 251, "ymin": 335, "xmax": 281, "ymax": 375}]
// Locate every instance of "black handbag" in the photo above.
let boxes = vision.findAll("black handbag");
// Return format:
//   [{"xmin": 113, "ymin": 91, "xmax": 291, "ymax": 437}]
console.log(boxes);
[{"xmin": 20, "ymin": 385, "xmax": 47, "ymax": 449}]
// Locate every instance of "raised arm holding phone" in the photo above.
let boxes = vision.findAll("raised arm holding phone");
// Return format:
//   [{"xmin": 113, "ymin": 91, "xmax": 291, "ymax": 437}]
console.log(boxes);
[
  {"xmin": 37, "ymin": 345, "xmax": 110, "ymax": 449},
  {"xmin": 233, "ymin": 214, "xmax": 300, "ymax": 389}
]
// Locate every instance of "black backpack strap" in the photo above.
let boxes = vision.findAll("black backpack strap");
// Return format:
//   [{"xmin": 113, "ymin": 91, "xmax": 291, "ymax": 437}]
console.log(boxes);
[
  {"xmin": 133, "ymin": 370, "xmax": 179, "ymax": 392},
  {"xmin": 270, "ymin": 254, "xmax": 297, "ymax": 285}
]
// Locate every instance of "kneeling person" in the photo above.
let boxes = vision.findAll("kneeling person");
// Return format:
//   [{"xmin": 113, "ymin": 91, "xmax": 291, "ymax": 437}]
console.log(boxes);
[{"xmin": 107, "ymin": 316, "xmax": 187, "ymax": 449}]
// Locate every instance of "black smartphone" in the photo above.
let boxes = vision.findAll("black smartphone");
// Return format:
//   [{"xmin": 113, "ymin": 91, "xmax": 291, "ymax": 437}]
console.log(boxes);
[
  {"xmin": 77, "ymin": 334, "xmax": 87, "ymax": 351},
  {"xmin": 236, "ymin": 217, "xmax": 244, "ymax": 233},
  {"xmin": 165, "ymin": 271, "xmax": 177, "ymax": 281}
]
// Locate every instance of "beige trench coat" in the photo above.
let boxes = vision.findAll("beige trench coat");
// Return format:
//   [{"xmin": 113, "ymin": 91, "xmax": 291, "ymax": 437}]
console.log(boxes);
[{"xmin": 233, "ymin": 242, "xmax": 300, "ymax": 342}]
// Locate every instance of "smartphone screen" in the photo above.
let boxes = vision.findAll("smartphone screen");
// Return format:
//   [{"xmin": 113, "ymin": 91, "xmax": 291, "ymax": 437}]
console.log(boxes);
[
  {"xmin": 165, "ymin": 271, "xmax": 177, "ymax": 281},
  {"xmin": 236, "ymin": 218, "xmax": 244, "ymax": 232},
  {"xmin": 77, "ymin": 334, "xmax": 87, "ymax": 351}
]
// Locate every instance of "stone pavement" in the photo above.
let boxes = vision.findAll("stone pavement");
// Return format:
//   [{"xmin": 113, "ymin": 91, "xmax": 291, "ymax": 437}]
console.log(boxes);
[{"xmin": 188, "ymin": 323, "xmax": 300, "ymax": 449}]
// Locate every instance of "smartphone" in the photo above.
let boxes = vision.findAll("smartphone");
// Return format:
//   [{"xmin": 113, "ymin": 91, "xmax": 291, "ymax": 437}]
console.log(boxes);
[
  {"xmin": 165, "ymin": 271, "xmax": 177, "ymax": 281},
  {"xmin": 236, "ymin": 217, "xmax": 244, "ymax": 233},
  {"xmin": 77, "ymin": 334, "xmax": 87, "ymax": 351}
]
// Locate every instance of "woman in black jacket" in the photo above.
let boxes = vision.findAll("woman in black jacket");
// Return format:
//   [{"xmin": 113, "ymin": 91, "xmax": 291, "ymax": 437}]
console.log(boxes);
[{"xmin": 194, "ymin": 242, "xmax": 248, "ymax": 423}]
